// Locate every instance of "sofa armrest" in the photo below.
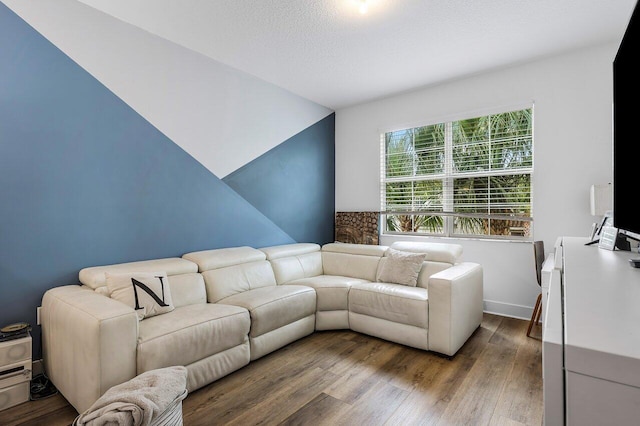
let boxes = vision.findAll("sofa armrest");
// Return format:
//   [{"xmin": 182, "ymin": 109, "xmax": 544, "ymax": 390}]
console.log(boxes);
[
  {"xmin": 41, "ymin": 285, "xmax": 138, "ymax": 413},
  {"xmin": 428, "ymin": 262, "xmax": 483, "ymax": 356}
]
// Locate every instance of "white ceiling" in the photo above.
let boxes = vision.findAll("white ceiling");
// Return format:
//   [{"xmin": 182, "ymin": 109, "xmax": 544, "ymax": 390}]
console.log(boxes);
[{"xmin": 76, "ymin": 0, "xmax": 637, "ymax": 110}]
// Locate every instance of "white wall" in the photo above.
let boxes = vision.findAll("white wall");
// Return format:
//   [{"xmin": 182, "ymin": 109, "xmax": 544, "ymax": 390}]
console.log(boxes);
[
  {"xmin": 335, "ymin": 43, "xmax": 618, "ymax": 319},
  {"xmin": 3, "ymin": 0, "xmax": 332, "ymax": 178}
]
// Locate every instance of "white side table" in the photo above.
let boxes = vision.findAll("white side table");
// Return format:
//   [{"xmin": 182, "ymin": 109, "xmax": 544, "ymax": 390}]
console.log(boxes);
[{"xmin": 0, "ymin": 333, "xmax": 32, "ymax": 411}]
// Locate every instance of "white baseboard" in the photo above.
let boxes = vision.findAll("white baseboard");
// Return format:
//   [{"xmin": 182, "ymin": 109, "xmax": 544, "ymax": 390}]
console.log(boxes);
[{"xmin": 483, "ymin": 299, "xmax": 534, "ymax": 321}]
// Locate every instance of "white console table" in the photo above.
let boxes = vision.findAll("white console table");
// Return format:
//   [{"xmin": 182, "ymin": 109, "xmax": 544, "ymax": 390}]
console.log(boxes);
[{"xmin": 542, "ymin": 236, "xmax": 640, "ymax": 425}]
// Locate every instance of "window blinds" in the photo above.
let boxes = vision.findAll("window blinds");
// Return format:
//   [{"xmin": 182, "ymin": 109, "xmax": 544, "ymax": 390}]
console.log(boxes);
[{"xmin": 381, "ymin": 108, "xmax": 533, "ymax": 225}]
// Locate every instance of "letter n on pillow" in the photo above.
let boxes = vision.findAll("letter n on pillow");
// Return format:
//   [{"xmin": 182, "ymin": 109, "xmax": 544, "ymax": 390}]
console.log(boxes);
[{"xmin": 105, "ymin": 272, "xmax": 175, "ymax": 320}]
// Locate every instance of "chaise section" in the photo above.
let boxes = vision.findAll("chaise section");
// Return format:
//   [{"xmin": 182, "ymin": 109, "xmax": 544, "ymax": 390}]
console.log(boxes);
[{"xmin": 183, "ymin": 246, "xmax": 316, "ymax": 360}]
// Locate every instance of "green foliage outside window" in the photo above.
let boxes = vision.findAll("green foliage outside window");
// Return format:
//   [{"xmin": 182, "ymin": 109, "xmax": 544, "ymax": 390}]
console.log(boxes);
[{"xmin": 382, "ymin": 108, "xmax": 533, "ymax": 238}]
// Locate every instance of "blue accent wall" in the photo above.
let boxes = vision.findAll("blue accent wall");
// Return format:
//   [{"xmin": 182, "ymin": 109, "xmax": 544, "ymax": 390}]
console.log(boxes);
[
  {"xmin": 223, "ymin": 114, "xmax": 335, "ymax": 245},
  {"xmin": 0, "ymin": 4, "xmax": 334, "ymax": 357}
]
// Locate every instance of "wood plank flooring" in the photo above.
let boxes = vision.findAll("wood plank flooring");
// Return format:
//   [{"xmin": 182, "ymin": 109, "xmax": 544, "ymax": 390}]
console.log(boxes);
[{"xmin": 0, "ymin": 313, "xmax": 543, "ymax": 426}]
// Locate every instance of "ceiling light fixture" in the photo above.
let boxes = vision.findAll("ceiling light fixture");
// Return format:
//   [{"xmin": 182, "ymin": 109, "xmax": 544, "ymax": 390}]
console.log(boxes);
[{"xmin": 359, "ymin": 0, "xmax": 368, "ymax": 14}]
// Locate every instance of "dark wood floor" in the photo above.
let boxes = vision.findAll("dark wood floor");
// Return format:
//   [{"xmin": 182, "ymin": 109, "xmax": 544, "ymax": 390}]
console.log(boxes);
[{"xmin": 0, "ymin": 313, "xmax": 543, "ymax": 426}]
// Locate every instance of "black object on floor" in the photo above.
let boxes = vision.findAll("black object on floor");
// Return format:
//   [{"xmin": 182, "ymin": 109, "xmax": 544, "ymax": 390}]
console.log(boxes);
[{"xmin": 30, "ymin": 373, "xmax": 59, "ymax": 400}]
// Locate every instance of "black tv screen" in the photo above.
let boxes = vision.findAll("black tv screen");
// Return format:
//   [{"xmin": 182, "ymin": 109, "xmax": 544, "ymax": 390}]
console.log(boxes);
[{"xmin": 613, "ymin": 0, "xmax": 640, "ymax": 236}]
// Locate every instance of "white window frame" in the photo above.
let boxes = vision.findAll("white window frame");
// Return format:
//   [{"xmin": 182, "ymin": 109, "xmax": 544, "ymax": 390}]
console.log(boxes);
[{"xmin": 380, "ymin": 104, "xmax": 534, "ymax": 240}]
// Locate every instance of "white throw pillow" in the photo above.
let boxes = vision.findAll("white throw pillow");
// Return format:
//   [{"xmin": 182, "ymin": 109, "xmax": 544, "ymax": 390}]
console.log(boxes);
[
  {"xmin": 376, "ymin": 247, "xmax": 426, "ymax": 287},
  {"xmin": 105, "ymin": 271, "xmax": 174, "ymax": 320}
]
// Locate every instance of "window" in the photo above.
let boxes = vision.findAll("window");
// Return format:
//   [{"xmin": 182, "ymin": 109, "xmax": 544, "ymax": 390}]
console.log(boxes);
[{"xmin": 381, "ymin": 107, "xmax": 533, "ymax": 239}]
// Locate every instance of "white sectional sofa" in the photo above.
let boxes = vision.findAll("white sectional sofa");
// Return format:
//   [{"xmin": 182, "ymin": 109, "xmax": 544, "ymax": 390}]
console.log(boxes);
[{"xmin": 40, "ymin": 241, "xmax": 483, "ymax": 413}]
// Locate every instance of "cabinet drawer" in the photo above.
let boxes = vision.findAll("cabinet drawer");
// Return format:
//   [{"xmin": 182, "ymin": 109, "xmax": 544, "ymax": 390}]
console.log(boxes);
[
  {"xmin": 0, "ymin": 359, "xmax": 32, "ymax": 389},
  {"xmin": 0, "ymin": 381, "xmax": 29, "ymax": 411},
  {"xmin": 567, "ymin": 371, "xmax": 640, "ymax": 425},
  {"xmin": 0, "ymin": 336, "xmax": 31, "ymax": 366}
]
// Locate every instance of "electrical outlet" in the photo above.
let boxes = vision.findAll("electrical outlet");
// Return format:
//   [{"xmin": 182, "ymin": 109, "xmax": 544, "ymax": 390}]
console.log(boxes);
[{"xmin": 37, "ymin": 306, "xmax": 41, "ymax": 325}]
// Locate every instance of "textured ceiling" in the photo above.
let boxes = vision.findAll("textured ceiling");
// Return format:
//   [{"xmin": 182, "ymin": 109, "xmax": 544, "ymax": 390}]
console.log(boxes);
[{"xmin": 76, "ymin": 0, "xmax": 637, "ymax": 110}]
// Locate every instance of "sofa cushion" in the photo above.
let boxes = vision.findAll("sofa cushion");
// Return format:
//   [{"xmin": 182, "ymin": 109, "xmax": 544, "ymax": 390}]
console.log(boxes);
[
  {"xmin": 322, "ymin": 243, "xmax": 388, "ymax": 257},
  {"xmin": 260, "ymin": 243, "xmax": 321, "ymax": 261},
  {"xmin": 349, "ymin": 282, "xmax": 428, "ymax": 328},
  {"xmin": 376, "ymin": 248, "xmax": 427, "ymax": 287},
  {"xmin": 137, "ymin": 303, "xmax": 250, "ymax": 373},
  {"xmin": 79, "ymin": 258, "xmax": 198, "ymax": 290},
  {"xmin": 390, "ymin": 241, "xmax": 462, "ymax": 265},
  {"xmin": 182, "ymin": 246, "xmax": 265, "ymax": 272},
  {"xmin": 415, "ymin": 261, "xmax": 452, "ymax": 289},
  {"xmin": 321, "ymin": 243, "xmax": 386, "ymax": 281},
  {"xmin": 260, "ymin": 243, "xmax": 323, "ymax": 285},
  {"xmin": 286, "ymin": 275, "xmax": 368, "ymax": 311},
  {"xmin": 106, "ymin": 272, "xmax": 175, "ymax": 320},
  {"xmin": 268, "ymin": 252, "xmax": 323, "ymax": 284},
  {"xmin": 201, "ymin": 261, "xmax": 277, "ymax": 303},
  {"xmin": 167, "ymin": 273, "xmax": 207, "ymax": 308},
  {"xmin": 219, "ymin": 285, "xmax": 316, "ymax": 337}
]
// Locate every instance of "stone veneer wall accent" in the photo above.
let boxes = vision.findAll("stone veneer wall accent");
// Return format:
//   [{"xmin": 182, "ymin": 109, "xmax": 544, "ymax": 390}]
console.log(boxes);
[{"xmin": 335, "ymin": 212, "xmax": 379, "ymax": 245}]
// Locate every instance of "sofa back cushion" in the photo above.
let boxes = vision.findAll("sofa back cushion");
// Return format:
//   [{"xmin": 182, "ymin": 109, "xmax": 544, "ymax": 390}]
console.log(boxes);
[
  {"xmin": 321, "ymin": 243, "xmax": 387, "ymax": 281},
  {"xmin": 406, "ymin": 260, "xmax": 451, "ymax": 289},
  {"xmin": 260, "ymin": 243, "xmax": 323, "ymax": 284},
  {"xmin": 388, "ymin": 241, "xmax": 463, "ymax": 289},
  {"xmin": 169, "ymin": 273, "xmax": 208, "ymax": 307},
  {"xmin": 78, "ymin": 257, "xmax": 206, "ymax": 308},
  {"xmin": 182, "ymin": 246, "xmax": 265, "ymax": 272},
  {"xmin": 389, "ymin": 241, "xmax": 462, "ymax": 264},
  {"xmin": 183, "ymin": 246, "xmax": 277, "ymax": 303}
]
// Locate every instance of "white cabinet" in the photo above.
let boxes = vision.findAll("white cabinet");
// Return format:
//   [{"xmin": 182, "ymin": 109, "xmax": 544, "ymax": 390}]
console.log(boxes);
[
  {"xmin": 542, "ymin": 237, "xmax": 640, "ymax": 425},
  {"xmin": 0, "ymin": 334, "xmax": 32, "ymax": 411},
  {"xmin": 543, "ymin": 246, "xmax": 564, "ymax": 426},
  {"xmin": 540, "ymin": 251, "xmax": 555, "ymax": 327}
]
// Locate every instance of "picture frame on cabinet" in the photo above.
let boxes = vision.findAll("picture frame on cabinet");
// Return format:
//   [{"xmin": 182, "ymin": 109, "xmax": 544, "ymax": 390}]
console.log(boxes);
[
  {"xmin": 586, "ymin": 213, "xmax": 611, "ymax": 246},
  {"xmin": 596, "ymin": 212, "xmax": 615, "ymax": 249}
]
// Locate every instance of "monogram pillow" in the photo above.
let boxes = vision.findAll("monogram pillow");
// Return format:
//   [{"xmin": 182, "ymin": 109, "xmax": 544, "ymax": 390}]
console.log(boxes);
[{"xmin": 105, "ymin": 271, "xmax": 175, "ymax": 320}]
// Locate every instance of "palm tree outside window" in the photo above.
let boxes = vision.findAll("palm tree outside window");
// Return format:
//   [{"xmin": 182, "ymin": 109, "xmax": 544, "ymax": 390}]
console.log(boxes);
[{"xmin": 381, "ymin": 107, "xmax": 533, "ymax": 239}]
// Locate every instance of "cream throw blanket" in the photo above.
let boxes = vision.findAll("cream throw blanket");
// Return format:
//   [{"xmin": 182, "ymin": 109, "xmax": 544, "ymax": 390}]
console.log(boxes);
[{"xmin": 74, "ymin": 366, "xmax": 188, "ymax": 426}]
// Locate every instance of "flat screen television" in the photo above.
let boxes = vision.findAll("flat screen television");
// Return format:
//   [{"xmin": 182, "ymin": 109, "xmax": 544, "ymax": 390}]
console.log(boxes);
[{"xmin": 613, "ymin": 0, "xmax": 640, "ymax": 239}]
